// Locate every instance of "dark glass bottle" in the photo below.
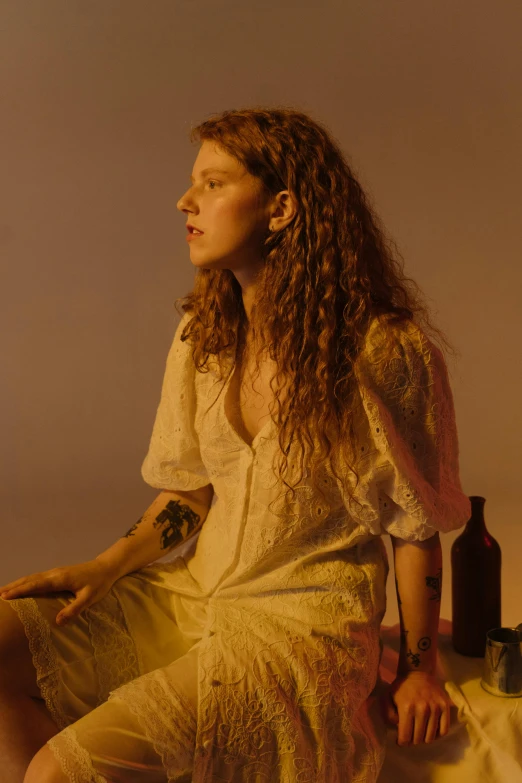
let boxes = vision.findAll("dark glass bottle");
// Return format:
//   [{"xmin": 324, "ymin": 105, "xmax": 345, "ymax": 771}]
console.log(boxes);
[{"xmin": 451, "ymin": 496, "xmax": 501, "ymax": 657}]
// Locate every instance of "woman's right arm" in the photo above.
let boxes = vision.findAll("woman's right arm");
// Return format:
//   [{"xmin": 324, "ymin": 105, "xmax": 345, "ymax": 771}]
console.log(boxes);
[
  {"xmin": 0, "ymin": 486, "xmax": 214, "ymax": 624},
  {"xmin": 95, "ymin": 484, "xmax": 214, "ymax": 581}
]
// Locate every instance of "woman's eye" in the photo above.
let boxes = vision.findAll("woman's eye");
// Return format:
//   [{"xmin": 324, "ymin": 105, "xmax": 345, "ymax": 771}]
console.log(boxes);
[{"xmin": 208, "ymin": 180, "xmax": 219, "ymax": 190}]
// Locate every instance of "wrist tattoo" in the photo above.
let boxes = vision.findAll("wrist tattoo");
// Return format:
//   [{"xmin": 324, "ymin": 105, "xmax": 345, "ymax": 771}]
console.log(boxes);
[
  {"xmin": 153, "ymin": 499, "xmax": 201, "ymax": 551},
  {"xmin": 425, "ymin": 567, "xmax": 442, "ymax": 602},
  {"xmin": 123, "ymin": 517, "xmax": 143, "ymax": 538},
  {"xmin": 406, "ymin": 649, "xmax": 421, "ymax": 668},
  {"xmin": 418, "ymin": 636, "xmax": 431, "ymax": 651}
]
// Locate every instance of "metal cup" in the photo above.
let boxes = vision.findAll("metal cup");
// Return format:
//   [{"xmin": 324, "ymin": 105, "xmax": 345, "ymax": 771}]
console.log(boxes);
[{"xmin": 480, "ymin": 624, "xmax": 522, "ymax": 697}]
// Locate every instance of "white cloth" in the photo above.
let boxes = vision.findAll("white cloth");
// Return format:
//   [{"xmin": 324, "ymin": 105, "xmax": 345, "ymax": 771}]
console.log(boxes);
[{"xmin": 10, "ymin": 310, "xmax": 470, "ymax": 782}]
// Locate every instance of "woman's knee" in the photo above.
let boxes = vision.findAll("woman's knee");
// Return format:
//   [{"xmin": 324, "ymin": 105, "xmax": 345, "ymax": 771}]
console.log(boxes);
[
  {"xmin": 0, "ymin": 598, "xmax": 41, "ymax": 699},
  {"xmin": 24, "ymin": 743, "xmax": 69, "ymax": 783}
]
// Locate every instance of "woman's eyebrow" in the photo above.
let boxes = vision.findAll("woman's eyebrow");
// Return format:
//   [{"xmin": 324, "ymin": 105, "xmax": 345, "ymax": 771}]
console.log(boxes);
[{"xmin": 190, "ymin": 168, "xmax": 231, "ymax": 182}]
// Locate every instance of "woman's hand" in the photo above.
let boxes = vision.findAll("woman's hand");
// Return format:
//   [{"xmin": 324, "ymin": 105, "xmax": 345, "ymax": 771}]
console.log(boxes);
[
  {"xmin": 380, "ymin": 671, "xmax": 452, "ymax": 746},
  {"xmin": 0, "ymin": 560, "xmax": 121, "ymax": 626}
]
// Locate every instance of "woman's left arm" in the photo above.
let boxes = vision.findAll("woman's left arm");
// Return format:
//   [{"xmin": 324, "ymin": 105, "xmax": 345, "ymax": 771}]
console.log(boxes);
[{"xmin": 384, "ymin": 532, "xmax": 453, "ymax": 746}]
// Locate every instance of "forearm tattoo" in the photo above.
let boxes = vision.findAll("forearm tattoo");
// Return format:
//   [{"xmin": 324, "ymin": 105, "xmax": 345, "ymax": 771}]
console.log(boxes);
[
  {"xmin": 153, "ymin": 499, "xmax": 202, "ymax": 551},
  {"xmin": 122, "ymin": 500, "xmax": 202, "ymax": 551},
  {"xmin": 418, "ymin": 636, "xmax": 432, "ymax": 651},
  {"xmin": 404, "ymin": 637, "xmax": 432, "ymax": 668},
  {"xmin": 123, "ymin": 517, "xmax": 143, "ymax": 538},
  {"xmin": 396, "ymin": 574, "xmax": 435, "ymax": 669},
  {"xmin": 406, "ymin": 649, "xmax": 421, "ymax": 667},
  {"xmin": 425, "ymin": 567, "xmax": 442, "ymax": 602}
]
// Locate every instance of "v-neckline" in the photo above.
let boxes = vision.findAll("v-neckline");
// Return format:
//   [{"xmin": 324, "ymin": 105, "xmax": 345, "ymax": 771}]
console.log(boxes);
[{"xmin": 222, "ymin": 349, "xmax": 274, "ymax": 451}]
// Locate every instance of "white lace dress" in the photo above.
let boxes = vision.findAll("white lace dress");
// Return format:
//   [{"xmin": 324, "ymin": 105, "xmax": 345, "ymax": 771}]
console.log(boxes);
[{"xmin": 6, "ymin": 311, "xmax": 471, "ymax": 783}]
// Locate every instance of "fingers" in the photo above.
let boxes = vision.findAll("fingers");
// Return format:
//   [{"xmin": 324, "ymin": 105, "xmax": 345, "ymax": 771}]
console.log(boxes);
[
  {"xmin": 424, "ymin": 705, "xmax": 442, "ymax": 743},
  {"xmin": 438, "ymin": 701, "xmax": 451, "ymax": 737},
  {"xmin": 391, "ymin": 674, "xmax": 453, "ymax": 746},
  {"xmin": 56, "ymin": 602, "xmax": 85, "ymax": 625},
  {"xmin": 1, "ymin": 571, "xmax": 96, "ymax": 626},
  {"xmin": 55, "ymin": 588, "xmax": 91, "ymax": 625},
  {"xmin": 412, "ymin": 709, "xmax": 430, "ymax": 745},
  {"xmin": 56, "ymin": 606, "xmax": 73, "ymax": 625},
  {"xmin": 0, "ymin": 576, "xmax": 36, "ymax": 596},
  {"xmin": 0, "ymin": 574, "xmax": 58, "ymax": 599},
  {"xmin": 397, "ymin": 709, "xmax": 414, "ymax": 746},
  {"xmin": 397, "ymin": 703, "xmax": 449, "ymax": 746}
]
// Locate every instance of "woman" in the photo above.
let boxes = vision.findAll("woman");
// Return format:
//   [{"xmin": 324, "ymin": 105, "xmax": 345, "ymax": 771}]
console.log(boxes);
[{"xmin": 0, "ymin": 106, "xmax": 470, "ymax": 783}]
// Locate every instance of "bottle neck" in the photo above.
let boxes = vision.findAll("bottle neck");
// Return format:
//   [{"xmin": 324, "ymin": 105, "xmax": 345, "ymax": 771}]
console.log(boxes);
[{"xmin": 465, "ymin": 496, "xmax": 488, "ymax": 535}]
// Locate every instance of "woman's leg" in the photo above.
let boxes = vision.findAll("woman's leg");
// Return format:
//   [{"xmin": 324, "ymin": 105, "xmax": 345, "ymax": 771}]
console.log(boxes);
[
  {"xmin": 43, "ymin": 698, "xmax": 174, "ymax": 782},
  {"xmin": 39, "ymin": 644, "xmax": 201, "ymax": 783},
  {"xmin": 0, "ymin": 599, "xmax": 60, "ymax": 783}
]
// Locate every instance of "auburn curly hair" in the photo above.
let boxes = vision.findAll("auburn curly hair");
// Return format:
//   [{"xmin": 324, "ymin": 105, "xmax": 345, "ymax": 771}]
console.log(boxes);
[{"xmin": 174, "ymin": 105, "xmax": 458, "ymax": 514}]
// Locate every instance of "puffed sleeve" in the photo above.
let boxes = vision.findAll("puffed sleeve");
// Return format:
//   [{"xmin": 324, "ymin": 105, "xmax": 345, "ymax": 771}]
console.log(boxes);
[
  {"xmin": 353, "ymin": 316, "xmax": 471, "ymax": 541},
  {"xmin": 141, "ymin": 311, "xmax": 211, "ymax": 492}
]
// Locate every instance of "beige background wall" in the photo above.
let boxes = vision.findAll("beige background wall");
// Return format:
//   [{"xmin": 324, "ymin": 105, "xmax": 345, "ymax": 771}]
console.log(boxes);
[{"xmin": 2, "ymin": 1, "xmax": 521, "ymax": 629}]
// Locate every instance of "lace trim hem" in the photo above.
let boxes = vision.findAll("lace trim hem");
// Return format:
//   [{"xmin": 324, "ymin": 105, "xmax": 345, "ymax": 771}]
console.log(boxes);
[
  {"xmin": 5, "ymin": 596, "xmax": 69, "ymax": 731},
  {"xmin": 108, "ymin": 671, "xmax": 196, "ymax": 782},
  {"xmin": 47, "ymin": 726, "xmax": 108, "ymax": 783},
  {"xmin": 85, "ymin": 595, "xmax": 142, "ymax": 704}
]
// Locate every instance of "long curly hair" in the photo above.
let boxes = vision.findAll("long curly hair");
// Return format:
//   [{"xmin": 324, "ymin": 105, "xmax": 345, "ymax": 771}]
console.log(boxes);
[{"xmin": 174, "ymin": 105, "xmax": 458, "ymax": 514}]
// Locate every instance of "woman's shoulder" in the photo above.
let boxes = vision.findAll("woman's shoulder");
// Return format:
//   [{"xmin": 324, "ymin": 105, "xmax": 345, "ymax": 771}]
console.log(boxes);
[
  {"xmin": 355, "ymin": 312, "xmax": 440, "ymax": 391},
  {"xmin": 360, "ymin": 312, "xmax": 426, "ymax": 362}
]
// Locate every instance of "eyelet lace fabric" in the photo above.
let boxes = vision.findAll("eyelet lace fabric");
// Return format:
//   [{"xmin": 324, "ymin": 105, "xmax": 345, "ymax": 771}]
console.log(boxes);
[
  {"xmin": 85, "ymin": 597, "xmax": 143, "ymax": 705},
  {"xmin": 47, "ymin": 726, "xmax": 108, "ymax": 783},
  {"xmin": 10, "ymin": 311, "xmax": 470, "ymax": 782},
  {"xmin": 107, "ymin": 670, "xmax": 197, "ymax": 780},
  {"xmin": 136, "ymin": 311, "xmax": 470, "ymax": 781},
  {"xmin": 6, "ymin": 595, "xmax": 70, "ymax": 730}
]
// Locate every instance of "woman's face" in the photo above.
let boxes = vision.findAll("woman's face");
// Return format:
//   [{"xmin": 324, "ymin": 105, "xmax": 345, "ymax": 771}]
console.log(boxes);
[{"xmin": 177, "ymin": 141, "xmax": 271, "ymax": 281}]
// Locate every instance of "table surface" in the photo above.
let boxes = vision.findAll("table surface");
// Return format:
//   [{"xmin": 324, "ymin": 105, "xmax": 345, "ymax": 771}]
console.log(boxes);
[{"xmin": 375, "ymin": 618, "xmax": 522, "ymax": 783}]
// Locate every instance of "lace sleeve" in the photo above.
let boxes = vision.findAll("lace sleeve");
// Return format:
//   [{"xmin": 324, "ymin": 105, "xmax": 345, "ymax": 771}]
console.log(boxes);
[
  {"xmin": 355, "ymin": 317, "xmax": 471, "ymax": 541},
  {"xmin": 141, "ymin": 312, "xmax": 210, "ymax": 492}
]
